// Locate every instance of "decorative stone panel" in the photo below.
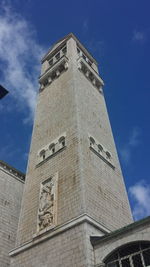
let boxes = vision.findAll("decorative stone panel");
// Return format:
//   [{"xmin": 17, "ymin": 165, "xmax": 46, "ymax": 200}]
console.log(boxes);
[
  {"xmin": 37, "ymin": 173, "xmax": 58, "ymax": 232},
  {"xmin": 37, "ymin": 133, "xmax": 66, "ymax": 165},
  {"xmin": 88, "ymin": 135, "xmax": 115, "ymax": 169}
]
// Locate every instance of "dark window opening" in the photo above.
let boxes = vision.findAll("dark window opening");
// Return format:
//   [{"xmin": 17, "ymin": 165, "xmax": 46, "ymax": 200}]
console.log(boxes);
[
  {"xmin": 132, "ymin": 254, "xmax": 143, "ymax": 267},
  {"xmin": 62, "ymin": 46, "xmax": 67, "ymax": 54},
  {"xmin": 55, "ymin": 52, "xmax": 60, "ymax": 60},
  {"xmin": 105, "ymin": 242, "xmax": 150, "ymax": 267},
  {"xmin": 82, "ymin": 54, "xmax": 86, "ymax": 61},
  {"xmin": 49, "ymin": 59, "xmax": 53, "ymax": 66},
  {"xmin": 143, "ymin": 249, "xmax": 150, "ymax": 265},
  {"xmin": 77, "ymin": 47, "xmax": 80, "ymax": 54}
]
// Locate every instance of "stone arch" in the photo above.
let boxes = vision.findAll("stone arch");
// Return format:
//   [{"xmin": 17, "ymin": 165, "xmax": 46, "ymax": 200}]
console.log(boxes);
[
  {"xmin": 49, "ymin": 143, "xmax": 55, "ymax": 154},
  {"xmin": 98, "ymin": 144, "xmax": 103, "ymax": 152},
  {"xmin": 89, "ymin": 136, "xmax": 95, "ymax": 146},
  {"xmin": 39, "ymin": 149, "xmax": 46, "ymax": 160},
  {"xmin": 103, "ymin": 241, "xmax": 150, "ymax": 267},
  {"xmin": 58, "ymin": 136, "xmax": 65, "ymax": 148}
]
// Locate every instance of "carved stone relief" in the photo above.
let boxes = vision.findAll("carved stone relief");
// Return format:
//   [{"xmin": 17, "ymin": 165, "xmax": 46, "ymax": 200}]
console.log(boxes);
[{"xmin": 37, "ymin": 174, "xmax": 58, "ymax": 232}]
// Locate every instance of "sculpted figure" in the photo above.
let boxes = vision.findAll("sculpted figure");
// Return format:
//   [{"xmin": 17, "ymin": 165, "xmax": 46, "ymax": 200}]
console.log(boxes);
[{"xmin": 38, "ymin": 182, "xmax": 54, "ymax": 231}]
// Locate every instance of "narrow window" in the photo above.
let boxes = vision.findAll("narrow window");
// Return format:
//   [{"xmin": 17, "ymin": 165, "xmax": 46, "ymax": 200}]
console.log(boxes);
[
  {"xmin": 62, "ymin": 46, "xmax": 67, "ymax": 54},
  {"xmin": 43, "ymin": 79, "xmax": 48, "ymax": 87},
  {"xmin": 49, "ymin": 58, "xmax": 53, "ymax": 66},
  {"xmin": 89, "ymin": 137, "xmax": 95, "ymax": 147},
  {"xmin": 106, "ymin": 151, "xmax": 111, "ymax": 159},
  {"xmin": 55, "ymin": 52, "xmax": 60, "ymax": 60},
  {"xmin": 49, "ymin": 143, "xmax": 55, "ymax": 154},
  {"xmin": 88, "ymin": 60, "xmax": 92, "ymax": 67},
  {"xmin": 59, "ymin": 136, "xmax": 65, "ymax": 148},
  {"xmin": 82, "ymin": 54, "xmax": 86, "ymax": 61},
  {"xmin": 40, "ymin": 149, "xmax": 46, "ymax": 160},
  {"xmin": 89, "ymin": 72, "xmax": 94, "ymax": 82},
  {"xmin": 98, "ymin": 144, "xmax": 103, "ymax": 152},
  {"xmin": 77, "ymin": 47, "xmax": 80, "ymax": 54}
]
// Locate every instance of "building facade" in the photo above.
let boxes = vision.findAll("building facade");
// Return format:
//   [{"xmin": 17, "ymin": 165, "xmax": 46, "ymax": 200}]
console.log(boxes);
[
  {"xmin": 0, "ymin": 161, "xmax": 25, "ymax": 266},
  {"xmin": 0, "ymin": 33, "xmax": 149, "ymax": 266}
]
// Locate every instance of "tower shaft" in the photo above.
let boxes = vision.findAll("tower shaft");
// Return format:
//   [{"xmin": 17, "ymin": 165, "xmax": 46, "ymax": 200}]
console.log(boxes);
[{"xmin": 10, "ymin": 34, "xmax": 133, "ymax": 267}]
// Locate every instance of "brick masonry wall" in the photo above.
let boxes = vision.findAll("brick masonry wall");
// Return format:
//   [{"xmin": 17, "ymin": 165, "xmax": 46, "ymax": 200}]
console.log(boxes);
[
  {"xmin": 11, "ymin": 222, "xmax": 102, "ymax": 267},
  {"xmin": 15, "ymin": 57, "xmax": 84, "ymax": 246},
  {"xmin": 74, "ymin": 63, "xmax": 133, "ymax": 230},
  {"xmin": 0, "ymin": 167, "xmax": 24, "ymax": 267}
]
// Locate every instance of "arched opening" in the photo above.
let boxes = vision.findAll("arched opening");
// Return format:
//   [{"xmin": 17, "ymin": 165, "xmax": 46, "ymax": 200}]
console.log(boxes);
[
  {"xmin": 39, "ymin": 149, "xmax": 46, "ymax": 160},
  {"xmin": 89, "ymin": 136, "xmax": 95, "ymax": 147},
  {"xmin": 49, "ymin": 143, "xmax": 55, "ymax": 154},
  {"xmin": 59, "ymin": 136, "xmax": 65, "ymax": 148},
  {"xmin": 106, "ymin": 151, "xmax": 111, "ymax": 159},
  {"xmin": 98, "ymin": 144, "xmax": 103, "ymax": 152},
  {"xmin": 104, "ymin": 241, "xmax": 150, "ymax": 267}
]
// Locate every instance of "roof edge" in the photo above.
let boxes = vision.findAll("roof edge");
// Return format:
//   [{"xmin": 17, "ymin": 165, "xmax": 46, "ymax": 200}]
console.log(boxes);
[
  {"xmin": 90, "ymin": 216, "xmax": 150, "ymax": 247},
  {"xmin": 0, "ymin": 160, "xmax": 25, "ymax": 182},
  {"xmin": 41, "ymin": 33, "xmax": 98, "ymax": 65}
]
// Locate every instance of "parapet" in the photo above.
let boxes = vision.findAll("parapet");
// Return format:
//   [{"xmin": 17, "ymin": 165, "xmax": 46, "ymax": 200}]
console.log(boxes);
[{"xmin": 0, "ymin": 160, "xmax": 25, "ymax": 182}]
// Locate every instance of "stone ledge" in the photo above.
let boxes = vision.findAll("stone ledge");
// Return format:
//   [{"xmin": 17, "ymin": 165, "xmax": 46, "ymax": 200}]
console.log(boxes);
[
  {"xmin": 90, "ymin": 147, "xmax": 115, "ymax": 170},
  {"xmin": 9, "ymin": 214, "xmax": 110, "ymax": 257},
  {"xmin": 36, "ymin": 146, "xmax": 67, "ymax": 168}
]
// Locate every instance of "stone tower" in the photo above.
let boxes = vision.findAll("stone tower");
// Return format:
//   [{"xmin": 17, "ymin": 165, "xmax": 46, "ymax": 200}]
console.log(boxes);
[{"xmin": 10, "ymin": 33, "xmax": 133, "ymax": 267}]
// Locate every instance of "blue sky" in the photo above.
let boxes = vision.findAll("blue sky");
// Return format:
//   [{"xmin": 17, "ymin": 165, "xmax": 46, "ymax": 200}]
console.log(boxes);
[{"xmin": 0, "ymin": 0, "xmax": 150, "ymax": 221}]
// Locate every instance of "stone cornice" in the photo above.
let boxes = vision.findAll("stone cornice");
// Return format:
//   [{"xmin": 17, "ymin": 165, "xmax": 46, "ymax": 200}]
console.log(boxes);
[
  {"xmin": 0, "ymin": 160, "xmax": 25, "ymax": 182},
  {"xmin": 42, "ymin": 33, "xmax": 98, "ymax": 65},
  {"xmin": 9, "ymin": 214, "xmax": 110, "ymax": 257}
]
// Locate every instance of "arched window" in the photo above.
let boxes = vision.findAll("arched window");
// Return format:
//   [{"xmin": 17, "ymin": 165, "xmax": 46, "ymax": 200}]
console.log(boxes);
[
  {"xmin": 59, "ymin": 136, "xmax": 65, "ymax": 148},
  {"xmin": 89, "ymin": 137, "xmax": 95, "ymax": 147},
  {"xmin": 49, "ymin": 143, "xmax": 55, "ymax": 154},
  {"xmin": 40, "ymin": 149, "xmax": 46, "ymax": 160},
  {"xmin": 98, "ymin": 144, "xmax": 103, "ymax": 152},
  {"xmin": 105, "ymin": 241, "xmax": 150, "ymax": 267},
  {"xmin": 106, "ymin": 151, "xmax": 111, "ymax": 159}
]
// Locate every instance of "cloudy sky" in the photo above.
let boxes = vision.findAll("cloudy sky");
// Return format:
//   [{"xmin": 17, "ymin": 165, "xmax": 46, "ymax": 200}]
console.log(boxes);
[{"xmin": 0, "ymin": 0, "xmax": 150, "ymax": 221}]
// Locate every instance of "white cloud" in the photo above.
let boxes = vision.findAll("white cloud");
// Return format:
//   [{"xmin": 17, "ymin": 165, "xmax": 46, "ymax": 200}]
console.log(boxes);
[
  {"xmin": 0, "ymin": 2, "xmax": 45, "ymax": 122},
  {"xmin": 132, "ymin": 30, "xmax": 146, "ymax": 43},
  {"xmin": 119, "ymin": 147, "xmax": 131, "ymax": 164},
  {"xmin": 119, "ymin": 127, "xmax": 141, "ymax": 164},
  {"xmin": 129, "ymin": 181, "xmax": 150, "ymax": 220},
  {"xmin": 129, "ymin": 127, "xmax": 141, "ymax": 147}
]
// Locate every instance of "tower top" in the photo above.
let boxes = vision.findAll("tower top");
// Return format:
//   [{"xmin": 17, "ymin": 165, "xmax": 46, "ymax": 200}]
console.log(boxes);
[{"xmin": 42, "ymin": 33, "xmax": 97, "ymax": 65}]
